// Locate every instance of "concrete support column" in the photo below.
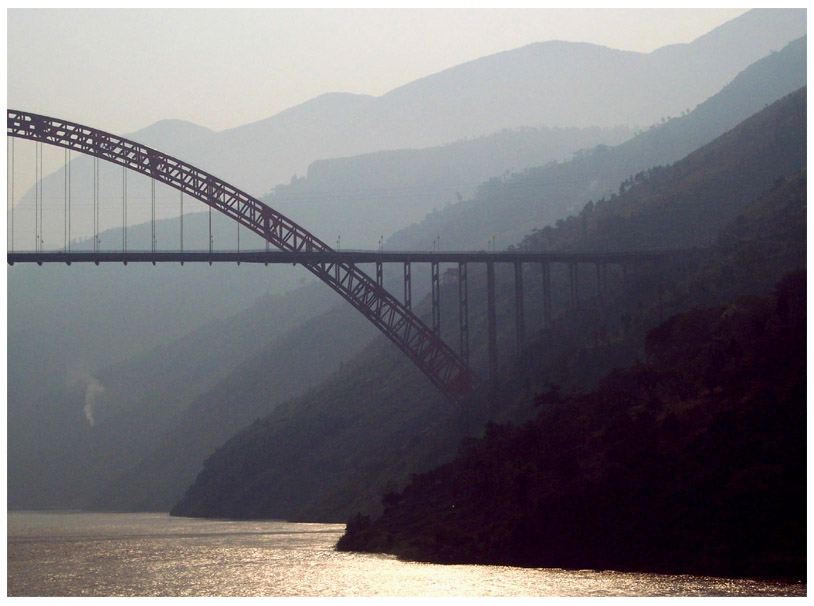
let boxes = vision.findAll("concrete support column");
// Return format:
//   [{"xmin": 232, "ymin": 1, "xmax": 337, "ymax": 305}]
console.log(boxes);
[
  {"xmin": 514, "ymin": 261, "xmax": 525, "ymax": 356},
  {"xmin": 487, "ymin": 260, "xmax": 498, "ymax": 383},
  {"xmin": 431, "ymin": 260, "xmax": 440, "ymax": 335},
  {"xmin": 458, "ymin": 261, "xmax": 469, "ymax": 364},
  {"xmin": 403, "ymin": 262, "xmax": 411, "ymax": 310},
  {"xmin": 541, "ymin": 262, "xmax": 551, "ymax": 328}
]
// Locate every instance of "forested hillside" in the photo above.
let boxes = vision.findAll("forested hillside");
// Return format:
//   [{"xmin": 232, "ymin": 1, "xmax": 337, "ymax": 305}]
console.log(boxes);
[
  {"xmin": 148, "ymin": 53, "xmax": 808, "ymax": 520},
  {"xmin": 521, "ymin": 87, "xmax": 806, "ymax": 251},
  {"xmin": 169, "ymin": 88, "xmax": 806, "ymax": 523},
  {"xmin": 338, "ymin": 270, "xmax": 806, "ymax": 581}
]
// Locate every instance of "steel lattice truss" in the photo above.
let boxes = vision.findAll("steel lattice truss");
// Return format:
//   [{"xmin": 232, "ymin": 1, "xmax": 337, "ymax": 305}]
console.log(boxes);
[{"xmin": 8, "ymin": 109, "xmax": 478, "ymax": 403}]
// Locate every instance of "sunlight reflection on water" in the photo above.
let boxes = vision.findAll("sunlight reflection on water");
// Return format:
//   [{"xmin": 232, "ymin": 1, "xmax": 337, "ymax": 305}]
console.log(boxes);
[{"xmin": 6, "ymin": 511, "xmax": 805, "ymax": 597}]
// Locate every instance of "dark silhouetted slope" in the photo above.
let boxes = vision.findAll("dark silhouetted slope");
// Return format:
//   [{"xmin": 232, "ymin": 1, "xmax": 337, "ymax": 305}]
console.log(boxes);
[{"xmin": 338, "ymin": 272, "xmax": 806, "ymax": 581}]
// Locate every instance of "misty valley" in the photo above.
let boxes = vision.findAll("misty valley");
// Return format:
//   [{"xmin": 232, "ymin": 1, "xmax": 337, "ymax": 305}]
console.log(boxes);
[{"xmin": 7, "ymin": 9, "xmax": 807, "ymax": 597}]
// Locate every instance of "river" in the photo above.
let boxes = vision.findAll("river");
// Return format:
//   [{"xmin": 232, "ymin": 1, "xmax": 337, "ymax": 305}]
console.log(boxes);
[{"xmin": 7, "ymin": 511, "xmax": 805, "ymax": 597}]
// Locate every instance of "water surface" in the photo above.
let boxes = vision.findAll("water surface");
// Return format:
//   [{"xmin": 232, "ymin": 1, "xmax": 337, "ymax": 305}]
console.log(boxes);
[{"xmin": 7, "ymin": 511, "xmax": 805, "ymax": 597}]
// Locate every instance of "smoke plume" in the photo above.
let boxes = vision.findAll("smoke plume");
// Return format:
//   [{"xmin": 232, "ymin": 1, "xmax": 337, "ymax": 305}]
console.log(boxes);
[{"xmin": 67, "ymin": 361, "xmax": 105, "ymax": 427}]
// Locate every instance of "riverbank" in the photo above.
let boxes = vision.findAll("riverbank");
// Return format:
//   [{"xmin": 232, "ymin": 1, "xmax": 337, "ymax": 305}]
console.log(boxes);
[{"xmin": 338, "ymin": 273, "xmax": 807, "ymax": 582}]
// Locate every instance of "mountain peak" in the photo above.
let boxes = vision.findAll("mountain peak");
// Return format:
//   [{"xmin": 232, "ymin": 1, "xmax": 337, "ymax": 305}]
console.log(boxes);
[{"xmin": 127, "ymin": 118, "xmax": 215, "ymax": 153}]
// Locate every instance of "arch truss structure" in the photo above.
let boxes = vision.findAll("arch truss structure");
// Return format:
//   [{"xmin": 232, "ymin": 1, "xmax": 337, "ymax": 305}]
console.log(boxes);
[{"xmin": 7, "ymin": 109, "xmax": 478, "ymax": 404}]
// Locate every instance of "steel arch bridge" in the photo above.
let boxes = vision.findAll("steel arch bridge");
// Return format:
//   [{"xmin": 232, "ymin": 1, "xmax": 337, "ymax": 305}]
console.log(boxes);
[{"xmin": 7, "ymin": 109, "xmax": 478, "ymax": 404}]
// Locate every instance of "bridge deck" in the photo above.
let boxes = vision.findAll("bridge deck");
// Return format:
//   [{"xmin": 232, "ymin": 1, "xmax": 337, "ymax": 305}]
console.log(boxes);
[{"xmin": 7, "ymin": 248, "xmax": 691, "ymax": 265}]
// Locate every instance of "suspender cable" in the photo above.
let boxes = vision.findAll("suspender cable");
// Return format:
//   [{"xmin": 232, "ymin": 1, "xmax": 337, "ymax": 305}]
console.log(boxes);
[
  {"xmin": 97, "ymin": 157, "xmax": 100, "ymax": 250},
  {"xmin": 6, "ymin": 139, "xmax": 10, "ymax": 251},
  {"xmin": 64, "ymin": 148, "xmax": 68, "ymax": 251},
  {"xmin": 40, "ymin": 142, "xmax": 43, "ymax": 250},
  {"xmin": 151, "ymin": 178, "xmax": 156, "ymax": 253},
  {"xmin": 206, "ymin": 180, "xmax": 213, "ymax": 265},
  {"xmin": 34, "ymin": 142, "xmax": 39, "ymax": 251},
  {"xmin": 121, "ymin": 167, "xmax": 124, "ymax": 251},
  {"xmin": 67, "ymin": 150, "xmax": 71, "ymax": 252},
  {"xmin": 122, "ymin": 166, "xmax": 127, "ymax": 252},
  {"xmin": 93, "ymin": 156, "xmax": 98, "ymax": 252},
  {"xmin": 180, "ymin": 190, "xmax": 183, "ymax": 254},
  {"xmin": 9, "ymin": 137, "xmax": 13, "ymax": 253},
  {"xmin": 92, "ymin": 156, "xmax": 96, "ymax": 251}
]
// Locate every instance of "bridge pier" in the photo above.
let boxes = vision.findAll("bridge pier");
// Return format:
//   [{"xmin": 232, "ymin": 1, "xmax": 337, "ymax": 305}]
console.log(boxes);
[
  {"xmin": 541, "ymin": 262, "xmax": 551, "ymax": 328},
  {"xmin": 569, "ymin": 262, "xmax": 578, "ymax": 306},
  {"xmin": 458, "ymin": 261, "xmax": 469, "ymax": 365},
  {"xmin": 514, "ymin": 261, "xmax": 525, "ymax": 356},
  {"xmin": 403, "ymin": 262, "xmax": 411, "ymax": 310},
  {"xmin": 486, "ymin": 260, "xmax": 498, "ymax": 384},
  {"xmin": 431, "ymin": 261, "xmax": 440, "ymax": 335}
]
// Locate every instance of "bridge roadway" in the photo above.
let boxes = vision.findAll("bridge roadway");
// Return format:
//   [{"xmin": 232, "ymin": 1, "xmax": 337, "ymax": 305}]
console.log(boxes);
[{"xmin": 6, "ymin": 248, "xmax": 686, "ymax": 266}]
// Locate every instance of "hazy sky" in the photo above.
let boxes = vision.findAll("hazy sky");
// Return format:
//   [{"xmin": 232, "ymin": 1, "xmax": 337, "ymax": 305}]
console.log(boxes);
[{"xmin": 8, "ymin": 8, "xmax": 750, "ymax": 135}]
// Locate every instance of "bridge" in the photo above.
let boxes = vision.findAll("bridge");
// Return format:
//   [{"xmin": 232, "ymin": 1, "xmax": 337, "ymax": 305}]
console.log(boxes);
[{"xmin": 7, "ymin": 109, "xmax": 684, "ymax": 405}]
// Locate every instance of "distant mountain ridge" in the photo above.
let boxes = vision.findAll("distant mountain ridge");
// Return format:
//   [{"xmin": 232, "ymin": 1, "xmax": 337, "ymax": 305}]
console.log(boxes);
[
  {"xmin": 387, "ymin": 35, "xmax": 807, "ymax": 251},
  {"xmin": 201, "ymin": 7, "xmax": 806, "ymax": 193},
  {"xmin": 14, "ymin": 7, "xmax": 805, "ymax": 207}
]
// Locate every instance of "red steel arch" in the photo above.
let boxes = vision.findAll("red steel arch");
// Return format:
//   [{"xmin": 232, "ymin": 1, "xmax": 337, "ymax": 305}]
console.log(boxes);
[{"xmin": 7, "ymin": 109, "xmax": 478, "ymax": 404}]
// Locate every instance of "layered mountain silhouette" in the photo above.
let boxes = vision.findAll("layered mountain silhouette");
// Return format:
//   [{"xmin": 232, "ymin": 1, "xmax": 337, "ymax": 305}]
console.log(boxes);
[
  {"xmin": 14, "ymin": 7, "xmax": 805, "ymax": 228},
  {"xmin": 6, "ymin": 10, "xmax": 807, "ymax": 516},
  {"xmin": 194, "ymin": 7, "xmax": 806, "ymax": 193},
  {"xmin": 89, "ymin": 44, "xmax": 806, "ymax": 513},
  {"xmin": 388, "ymin": 35, "xmax": 807, "ymax": 250}
]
